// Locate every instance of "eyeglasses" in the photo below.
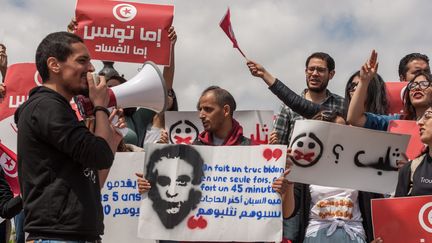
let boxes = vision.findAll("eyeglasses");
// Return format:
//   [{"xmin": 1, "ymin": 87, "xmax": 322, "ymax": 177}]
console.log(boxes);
[
  {"xmin": 407, "ymin": 80, "xmax": 432, "ymax": 91},
  {"xmin": 347, "ymin": 82, "xmax": 358, "ymax": 92},
  {"xmin": 306, "ymin": 66, "xmax": 328, "ymax": 74},
  {"xmin": 319, "ymin": 110, "xmax": 336, "ymax": 122},
  {"xmin": 419, "ymin": 110, "xmax": 432, "ymax": 122}
]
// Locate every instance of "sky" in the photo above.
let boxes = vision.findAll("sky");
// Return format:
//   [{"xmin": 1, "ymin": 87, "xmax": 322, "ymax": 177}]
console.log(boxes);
[{"xmin": 1, "ymin": 0, "xmax": 432, "ymax": 112}]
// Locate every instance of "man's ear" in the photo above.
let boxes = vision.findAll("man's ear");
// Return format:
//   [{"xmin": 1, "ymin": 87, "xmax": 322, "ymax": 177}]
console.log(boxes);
[
  {"xmin": 223, "ymin": 104, "xmax": 230, "ymax": 117},
  {"xmin": 329, "ymin": 70, "xmax": 335, "ymax": 80},
  {"xmin": 47, "ymin": 57, "xmax": 60, "ymax": 74}
]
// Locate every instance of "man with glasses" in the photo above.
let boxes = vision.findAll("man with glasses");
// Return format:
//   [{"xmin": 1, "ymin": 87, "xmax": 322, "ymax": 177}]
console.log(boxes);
[{"xmin": 247, "ymin": 52, "xmax": 344, "ymax": 242}]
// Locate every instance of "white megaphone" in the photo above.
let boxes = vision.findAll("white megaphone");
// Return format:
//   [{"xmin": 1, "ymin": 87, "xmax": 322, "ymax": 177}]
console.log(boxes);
[{"xmin": 74, "ymin": 61, "xmax": 167, "ymax": 118}]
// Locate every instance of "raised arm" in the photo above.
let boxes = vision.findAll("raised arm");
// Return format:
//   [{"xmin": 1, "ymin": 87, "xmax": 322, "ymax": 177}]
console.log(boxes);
[
  {"xmin": 0, "ymin": 44, "xmax": 7, "ymax": 83},
  {"xmin": 247, "ymin": 60, "xmax": 321, "ymax": 118},
  {"xmin": 347, "ymin": 50, "xmax": 378, "ymax": 127}
]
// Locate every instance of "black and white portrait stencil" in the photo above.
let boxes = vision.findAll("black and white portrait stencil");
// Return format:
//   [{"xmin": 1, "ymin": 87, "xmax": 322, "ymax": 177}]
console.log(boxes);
[{"xmin": 145, "ymin": 144, "xmax": 204, "ymax": 229}]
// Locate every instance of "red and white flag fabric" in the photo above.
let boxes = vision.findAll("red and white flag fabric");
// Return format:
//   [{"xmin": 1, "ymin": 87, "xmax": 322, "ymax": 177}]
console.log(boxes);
[
  {"xmin": 0, "ymin": 141, "xmax": 19, "ymax": 196},
  {"xmin": 219, "ymin": 8, "xmax": 246, "ymax": 58},
  {"xmin": 75, "ymin": 0, "xmax": 174, "ymax": 65}
]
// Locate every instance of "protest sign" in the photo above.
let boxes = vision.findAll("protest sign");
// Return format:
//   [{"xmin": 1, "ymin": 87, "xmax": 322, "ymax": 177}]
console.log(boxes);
[
  {"xmin": 385, "ymin": 82, "xmax": 407, "ymax": 115},
  {"xmin": 388, "ymin": 120, "xmax": 424, "ymax": 160},
  {"xmin": 372, "ymin": 195, "xmax": 432, "ymax": 242},
  {"xmin": 75, "ymin": 0, "xmax": 174, "ymax": 65},
  {"xmin": 288, "ymin": 120, "xmax": 410, "ymax": 194},
  {"xmin": 0, "ymin": 141, "xmax": 19, "ymax": 196},
  {"xmin": 101, "ymin": 152, "xmax": 155, "ymax": 243},
  {"xmin": 164, "ymin": 110, "xmax": 273, "ymax": 145},
  {"xmin": 138, "ymin": 144, "xmax": 285, "ymax": 241},
  {"xmin": 0, "ymin": 63, "xmax": 41, "ymax": 153}
]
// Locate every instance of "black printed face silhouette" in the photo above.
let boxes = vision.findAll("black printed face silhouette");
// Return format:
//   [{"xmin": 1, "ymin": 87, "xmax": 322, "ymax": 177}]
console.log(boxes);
[
  {"xmin": 169, "ymin": 120, "xmax": 199, "ymax": 145},
  {"xmin": 290, "ymin": 132, "xmax": 323, "ymax": 167}
]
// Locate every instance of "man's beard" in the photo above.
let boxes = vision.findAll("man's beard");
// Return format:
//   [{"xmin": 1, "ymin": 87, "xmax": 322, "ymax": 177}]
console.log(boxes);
[
  {"xmin": 307, "ymin": 79, "xmax": 328, "ymax": 93},
  {"xmin": 148, "ymin": 188, "xmax": 202, "ymax": 229}
]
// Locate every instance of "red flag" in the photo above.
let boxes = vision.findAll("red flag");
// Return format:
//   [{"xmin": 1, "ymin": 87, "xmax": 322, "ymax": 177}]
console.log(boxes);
[
  {"xmin": 385, "ymin": 82, "xmax": 407, "ymax": 115},
  {"xmin": 0, "ymin": 141, "xmax": 20, "ymax": 196},
  {"xmin": 219, "ymin": 8, "xmax": 246, "ymax": 58}
]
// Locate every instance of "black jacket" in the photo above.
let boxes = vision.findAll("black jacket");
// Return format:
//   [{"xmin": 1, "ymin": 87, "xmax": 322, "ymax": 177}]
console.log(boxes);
[
  {"xmin": 14, "ymin": 86, "xmax": 114, "ymax": 241},
  {"xmin": 0, "ymin": 170, "xmax": 22, "ymax": 219},
  {"xmin": 290, "ymin": 183, "xmax": 382, "ymax": 243}
]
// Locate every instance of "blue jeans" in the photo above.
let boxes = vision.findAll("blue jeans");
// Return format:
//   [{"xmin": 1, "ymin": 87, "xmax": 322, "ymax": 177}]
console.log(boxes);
[{"xmin": 14, "ymin": 210, "xmax": 25, "ymax": 243}]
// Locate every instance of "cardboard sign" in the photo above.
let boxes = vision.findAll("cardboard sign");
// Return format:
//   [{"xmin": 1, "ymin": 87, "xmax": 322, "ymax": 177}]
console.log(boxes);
[
  {"xmin": 101, "ymin": 152, "xmax": 155, "ymax": 243},
  {"xmin": 288, "ymin": 120, "xmax": 410, "ymax": 194},
  {"xmin": 138, "ymin": 144, "xmax": 285, "ymax": 241},
  {"xmin": 385, "ymin": 82, "xmax": 407, "ymax": 115},
  {"xmin": 372, "ymin": 196, "xmax": 432, "ymax": 242},
  {"xmin": 164, "ymin": 110, "xmax": 273, "ymax": 145},
  {"xmin": 76, "ymin": 0, "xmax": 174, "ymax": 65},
  {"xmin": 388, "ymin": 120, "xmax": 424, "ymax": 160}
]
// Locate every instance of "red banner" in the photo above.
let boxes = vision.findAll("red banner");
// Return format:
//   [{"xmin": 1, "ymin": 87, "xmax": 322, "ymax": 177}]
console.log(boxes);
[
  {"xmin": 372, "ymin": 196, "xmax": 432, "ymax": 242},
  {"xmin": 75, "ymin": 0, "xmax": 174, "ymax": 65},
  {"xmin": 388, "ymin": 120, "xmax": 424, "ymax": 160},
  {"xmin": 385, "ymin": 82, "xmax": 407, "ymax": 115}
]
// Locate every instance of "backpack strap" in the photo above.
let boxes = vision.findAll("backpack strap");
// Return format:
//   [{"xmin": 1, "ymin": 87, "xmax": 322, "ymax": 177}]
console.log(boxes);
[{"xmin": 408, "ymin": 154, "xmax": 426, "ymax": 195}]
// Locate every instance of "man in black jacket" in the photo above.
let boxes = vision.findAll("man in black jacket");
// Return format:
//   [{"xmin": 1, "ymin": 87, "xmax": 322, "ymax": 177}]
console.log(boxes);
[{"xmin": 14, "ymin": 32, "xmax": 123, "ymax": 242}]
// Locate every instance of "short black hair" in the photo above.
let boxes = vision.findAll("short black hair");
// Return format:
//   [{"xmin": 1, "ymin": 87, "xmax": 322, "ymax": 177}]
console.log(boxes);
[
  {"xmin": 398, "ymin": 53, "xmax": 430, "ymax": 79},
  {"xmin": 198, "ymin": 86, "xmax": 237, "ymax": 116},
  {"xmin": 146, "ymin": 145, "xmax": 204, "ymax": 185},
  {"xmin": 35, "ymin": 31, "xmax": 83, "ymax": 82},
  {"xmin": 305, "ymin": 52, "xmax": 335, "ymax": 72}
]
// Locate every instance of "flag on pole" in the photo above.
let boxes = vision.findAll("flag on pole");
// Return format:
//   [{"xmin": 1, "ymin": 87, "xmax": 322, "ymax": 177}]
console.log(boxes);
[
  {"xmin": 219, "ymin": 8, "xmax": 246, "ymax": 58},
  {"xmin": 0, "ymin": 141, "xmax": 20, "ymax": 196}
]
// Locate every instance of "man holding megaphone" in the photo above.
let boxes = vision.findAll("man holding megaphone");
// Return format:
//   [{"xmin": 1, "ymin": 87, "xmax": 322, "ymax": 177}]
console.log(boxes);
[{"xmin": 14, "ymin": 31, "xmax": 124, "ymax": 242}]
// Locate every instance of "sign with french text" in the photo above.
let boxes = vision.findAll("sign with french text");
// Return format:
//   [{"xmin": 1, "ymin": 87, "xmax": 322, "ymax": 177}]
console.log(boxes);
[
  {"xmin": 138, "ymin": 144, "xmax": 285, "ymax": 241},
  {"xmin": 164, "ymin": 110, "xmax": 273, "ymax": 145},
  {"xmin": 385, "ymin": 82, "xmax": 407, "ymax": 115},
  {"xmin": 75, "ymin": 0, "xmax": 174, "ymax": 65},
  {"xmin": 101, "ymin": 152, "xmax": 155, "ymax": 243},
  {"xmin": 388, "ymin": 120, "xmax": 424, "ymax": 160},
  {"xmin": 288, "ymin": 120, "xmax": 410, "ymax": 194},
  {"xmin": 372, "ymin": 195, "xmax": 432, "ymax": 242}
]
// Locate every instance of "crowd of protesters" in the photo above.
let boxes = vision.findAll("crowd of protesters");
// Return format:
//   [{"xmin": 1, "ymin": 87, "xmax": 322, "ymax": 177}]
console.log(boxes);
[{"xmin": 0, "ymin": 15, "xmax": 431, "ymax": 243}]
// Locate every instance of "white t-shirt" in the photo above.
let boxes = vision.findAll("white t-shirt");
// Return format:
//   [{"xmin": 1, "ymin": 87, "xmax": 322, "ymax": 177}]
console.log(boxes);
[{"xmin": 306, "ymin": 185, "xmax": 365, "ymax": 240}]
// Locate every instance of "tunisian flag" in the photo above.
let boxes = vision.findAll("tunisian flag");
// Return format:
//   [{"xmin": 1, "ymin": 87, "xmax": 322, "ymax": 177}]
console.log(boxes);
[
  {"xmin": 219, "ymin": 8, "xmax": 246, "ymax": 58},
  {"xmin": 0, "ymin": 141, "xmax": 19, "ymax": 196}
]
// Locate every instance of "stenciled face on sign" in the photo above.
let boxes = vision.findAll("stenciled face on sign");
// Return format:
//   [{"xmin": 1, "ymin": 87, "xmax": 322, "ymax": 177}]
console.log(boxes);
[
  {"xmin": 290, "ymin": 132, "xmax": 324, "ymax": 167},
  {"xmin": 146, "ymin": 145, "xmax": 204, "ymax": 229}
]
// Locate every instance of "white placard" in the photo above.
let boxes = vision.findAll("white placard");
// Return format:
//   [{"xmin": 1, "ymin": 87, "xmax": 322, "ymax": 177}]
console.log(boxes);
[
  {"xmin": 138, "ymin": 144, "xmax": 285, "ymax": 241},
  {"xmin": 164, "ymin": 110, "xmax": 273, "ymax": 145},
  {"xmin": 101, "ymin": 152, "xmax": 155, "ymax": 243},
  {"xmin": 288, "ymin": 120, "xmax": 410, "ymax": 194}
]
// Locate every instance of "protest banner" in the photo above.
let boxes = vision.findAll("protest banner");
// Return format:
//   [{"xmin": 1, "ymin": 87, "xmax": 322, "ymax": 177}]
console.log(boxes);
[
  {"xmin": 0, "ymin": 141, "xmax": 19, "ymax": 196},
  {"xmin": 101, "ymin": 152, "xmax": 155, "ymax": 243},
  {"xmin": 288, "ymin": 120, "xmax": 410, "ymax": 194},
  {"xmin": 164, "ymin": 110, "xmax": 273, "ymax": 145},
  {"xmin": 75, "ymin": 0, "xmax": 174, "ymax": 65},
  {"xmin": 138, "ymin": 144, "xmax": 286, "ymax": 241},
  {"xmin": 388, "ymin": 120, "xmax": 424, "ymax": 160},
  {"xmin": 385, "ymin": 82, "xmax": 407, "ymax": 115},
  {"xmin": 372, "ymin": 195, "xmax": 432, "ymax": 242}
]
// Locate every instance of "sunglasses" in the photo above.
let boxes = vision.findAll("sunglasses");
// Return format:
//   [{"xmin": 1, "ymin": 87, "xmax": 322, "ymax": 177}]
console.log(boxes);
[{"xmin": 347, "ymin": 82, "xmax": 358, "ymax": 92}]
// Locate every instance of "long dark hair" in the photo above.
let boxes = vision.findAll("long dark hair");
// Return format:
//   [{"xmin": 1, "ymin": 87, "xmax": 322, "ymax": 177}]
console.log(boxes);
[
  {"xmin": 344, "ymin": 71, "xmax": 388, "ymax": 116},
  {"xmin": 402, "ymin": 70, "xmax": 432, "ymax": 120}
]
